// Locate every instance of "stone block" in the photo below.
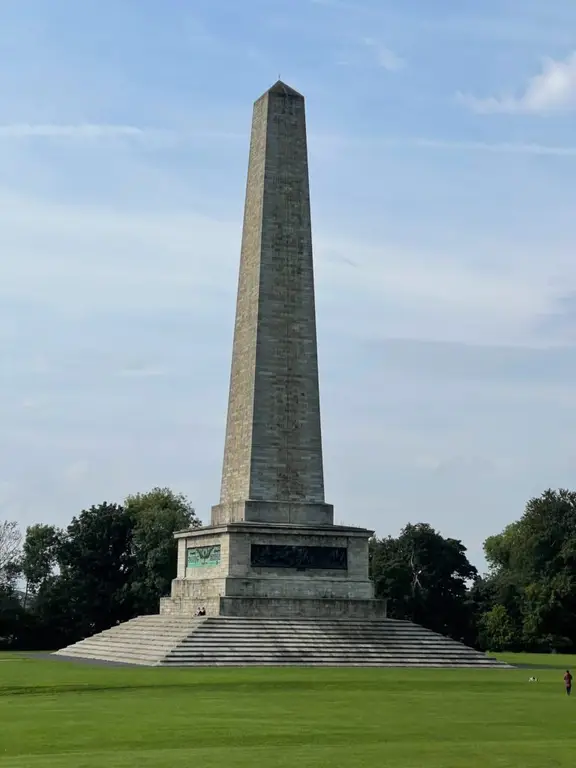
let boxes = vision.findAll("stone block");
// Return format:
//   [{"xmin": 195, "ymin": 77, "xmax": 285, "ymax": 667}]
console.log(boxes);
[
  {"xmin": 218, "ymin": 597, "xmax": 388, "ymax": 619},
  {"xmin": 211, "ymin": 500, "xmax": 334, "ymax": 526}
]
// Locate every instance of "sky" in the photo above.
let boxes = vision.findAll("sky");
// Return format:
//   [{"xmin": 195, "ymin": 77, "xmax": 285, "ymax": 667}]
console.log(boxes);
[{"xmin": 2, "ymin": 0, "xmax": 576, "ymax": 572}]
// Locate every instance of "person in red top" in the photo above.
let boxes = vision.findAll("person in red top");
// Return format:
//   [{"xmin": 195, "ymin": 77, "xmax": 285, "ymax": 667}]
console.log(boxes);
[{"xmin": 564, "ymin": 670, "xmax": 572, "ymax": 696}]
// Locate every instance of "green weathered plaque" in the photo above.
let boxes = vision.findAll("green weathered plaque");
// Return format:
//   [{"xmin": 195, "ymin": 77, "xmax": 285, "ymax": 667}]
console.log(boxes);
[{"xmin": 187, "ymin": 545, "xmax": 221, "ymax": 568}]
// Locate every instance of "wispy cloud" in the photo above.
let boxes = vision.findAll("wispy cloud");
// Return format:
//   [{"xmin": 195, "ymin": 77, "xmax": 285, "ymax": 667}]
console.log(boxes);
[
  {"xmin": 0, "ymin": 123, "xmax": 146, "ymax": 139},
  {"xmin": 309, "ymin": 133, "xmax": 576, "ymax": 157},
  {"xmin": 396, "ymin": 138, "xmax": 576, "ymax": 157},
  {"xmin": 0, "ymin": 186, "xmax": 558, "ymax": 349},
  {"xmin": 459, "ymin": 52, "xmax": 576, "ymax": 114},
  {"xmin": 362, "ymin": 38, "xmax": 405, "ymax": 71},
  {"xmin": 12, "ymin": 125, "xmax": 573, "ymax": 158},
  {"xmin": 0, "ymin": 123, "xmax": 245, "ymax": 147}
]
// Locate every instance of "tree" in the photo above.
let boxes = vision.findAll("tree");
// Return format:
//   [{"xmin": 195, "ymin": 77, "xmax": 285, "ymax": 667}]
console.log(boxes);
[
  {"xmin": 0, "ymin": 521, "xmax": 22, "ymax": 587},
  {"xmin": 14, "ymin": 488, "xmax": 199, "ymax": 649},
  {"xmin": 124, "ymin": 487, "xmax": 200, "ymax": 614},
  {"xmin": 0, "ymin": 521, "xmax": 26, "ymax": 647},
  {"xmin": 481, "ymin": 488, "xmax": 576, "ymax": 652},
  {"xmin": 478, "ymin": 604, "xmax": 518, "ymax": 652},
  {"xmin": 370, "ymin": 523, "xmax": 477, "ymax": 643},
  {"xmin": 55, "ymin": 502, "xmax": 134, "ymax": 640},
  {"xmin": 0, "ymin": 587, "xmax": 26, "ymax": 648},
  {"xmin": 21, "ymin": 524, "xmax": 62, "ymax": 600}
]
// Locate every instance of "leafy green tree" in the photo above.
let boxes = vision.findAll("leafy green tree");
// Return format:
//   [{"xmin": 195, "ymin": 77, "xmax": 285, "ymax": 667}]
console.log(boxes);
[
  {"xmin": 21, "ymin": 524, "xmax": 62, "ymax": 600},
  {"xmin": 56, "ymin": 502, "xmax": 135, "ymax": 638},
  {"xmin": 18, "ymin": 489, "xmax": 200, "ymax": 648},
  {"xmin": 370, "ymin": 523, "xmax": 477, "ymax": 642},
  {"xmin": 478, "ymin": 604, "xmax": 518, "ymax": 652},
  {"xmin": 0, "ymin": 587, "xmax": 26, "ymax": 648},
  {"xmin": 124, "ymin": 487, "xmax": 200, "ymax": 614},
  {"xmin": 481, "ymin": 489, "xmax": 576, "ymax": 651}
]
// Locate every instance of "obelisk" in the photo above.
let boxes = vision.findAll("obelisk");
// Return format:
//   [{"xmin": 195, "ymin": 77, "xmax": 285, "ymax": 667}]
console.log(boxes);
[
  {"xmin": 211, "ymin": 81, "xmax": 334, "ymax": 527},
  {"xmin": 164, "ymin": 81, "xmax": 380, "ymax": 620}
]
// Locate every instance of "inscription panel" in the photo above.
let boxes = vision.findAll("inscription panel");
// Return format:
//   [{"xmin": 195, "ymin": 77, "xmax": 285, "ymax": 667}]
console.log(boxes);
[
  {"xmin": 187, "ymin": 545, "xmax": 221, "ymax": 568},
  {"xmin": 251, "ymin": 544, "xmax": 347, "ymax": 570}
]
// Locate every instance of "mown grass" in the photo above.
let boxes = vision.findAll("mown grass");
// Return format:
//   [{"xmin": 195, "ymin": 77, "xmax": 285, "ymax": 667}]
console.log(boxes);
[{"xmin": 0, "ymin": 653, "xmax": 574, "ymax": 767}]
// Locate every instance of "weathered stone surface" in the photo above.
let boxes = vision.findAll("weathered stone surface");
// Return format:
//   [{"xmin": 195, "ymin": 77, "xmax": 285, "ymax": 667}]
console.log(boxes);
[
  {"xmin": 161, "ymin": 596, "xmax": 385, "ymax": 618},
  {"xmin": 219, "ymin": 598, "xmax": 387, "ymax": 618},
  {"xmin": 169, "ymin": 522, "xmax": 375, "ymax": 609},
  {"xmin": 218, "ymin": 81, "xmax": 327, "ymax": 520},
  {"xmin": 211, "ymin": 500, "xmax": 333, "ymax": 526},
  {"xmin": 54, "ymin": 616, "xmax": 512, "ymax": 668}
]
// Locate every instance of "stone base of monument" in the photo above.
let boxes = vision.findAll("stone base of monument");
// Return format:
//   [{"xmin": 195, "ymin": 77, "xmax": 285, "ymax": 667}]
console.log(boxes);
[
  {"xmin": 53, "ymin": 615, "xmax": 512, "ymax": 668},
  {"xmin": 159, "ymin": 596, "xmax": 388, "ymax": 619},
  {"xmin": 163, "ymin": 521, "xmax": 380, "ymax": 617},
  {"xmin": 51, "ymin": 83, "xmax": 514, "ymax": 670},
  {"xmin": 53, "ymin": 520, "xmax": 512, "ymax": 668}
]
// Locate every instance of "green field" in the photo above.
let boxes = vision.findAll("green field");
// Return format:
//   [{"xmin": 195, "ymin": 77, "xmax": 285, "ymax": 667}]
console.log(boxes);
[{"xmin": 1, "ymin": 653, "xmax": 575, "ymax": 767}]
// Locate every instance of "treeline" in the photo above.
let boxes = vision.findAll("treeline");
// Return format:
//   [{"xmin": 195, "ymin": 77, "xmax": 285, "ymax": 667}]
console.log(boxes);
[
  {"xmin": 1, "ymin": 487, "xmax": 575, "ymax": 652},
  {"xmin": 370, "ymin": 489, "xmax": 576, "ymax": 652},
  {"xmin": 0, "ymin": 488, "xmax": 200, "ymax": 650}
]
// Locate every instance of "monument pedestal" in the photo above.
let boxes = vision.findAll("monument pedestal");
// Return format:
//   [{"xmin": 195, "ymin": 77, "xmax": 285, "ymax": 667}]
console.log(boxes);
[
  {"xmin": 160, "ymin": 595, "xmax": 387, "ymax": 618},
  {"xmin": 159, "ymin": 521, "xmax": 387, "ymax": 619}
]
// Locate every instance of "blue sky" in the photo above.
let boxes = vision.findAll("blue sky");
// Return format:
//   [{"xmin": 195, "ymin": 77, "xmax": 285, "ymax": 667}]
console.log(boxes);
[{"xmin": 2, "ymin": 0, "xmax": 576, "ymax": 571}]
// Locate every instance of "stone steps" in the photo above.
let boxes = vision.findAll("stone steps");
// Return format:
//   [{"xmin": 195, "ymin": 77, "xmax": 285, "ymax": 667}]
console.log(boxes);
[
  {"xmin": 54, "ymin": 616, "xmax": 510, "ymax": 668},
  {"xmin": 165, "ymin": 647, "xmax": 490, "ymax": 658},
  {"xmin": 163, "ymin": 660, "xmax": 500, "ymax": 668},
  {"xmin": 53, "ymin": 616, "xmax": 206, "ymax": 664},
  {"xmin": 162, "ymin": 653, "xmax": 499, "ymax": 664}
]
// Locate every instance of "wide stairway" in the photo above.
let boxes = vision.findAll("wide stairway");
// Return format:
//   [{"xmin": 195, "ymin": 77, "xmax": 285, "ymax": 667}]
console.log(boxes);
[
  {"xmin": 53, "ymin": 615, "xmax": 205, "ymax": 665},
  {"xmin": 54, "ymin": 616, "xmax": 510, "ymax": 668}
]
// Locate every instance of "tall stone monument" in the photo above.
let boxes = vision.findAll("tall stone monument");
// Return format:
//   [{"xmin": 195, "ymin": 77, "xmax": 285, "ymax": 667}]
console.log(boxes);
[
  {"xmin": 55, "ymin": 80, "xmax": 506, "ymax": 668},
  {"xmin": 161, "ymin": 81, "xmax": 385, "ymax": 619}
]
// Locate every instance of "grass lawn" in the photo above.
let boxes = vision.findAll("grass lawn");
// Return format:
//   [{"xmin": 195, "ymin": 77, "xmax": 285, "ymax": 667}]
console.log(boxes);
[{"xmin": 0, "ymin": 653, "xmax": 575, "ymax": 767}]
